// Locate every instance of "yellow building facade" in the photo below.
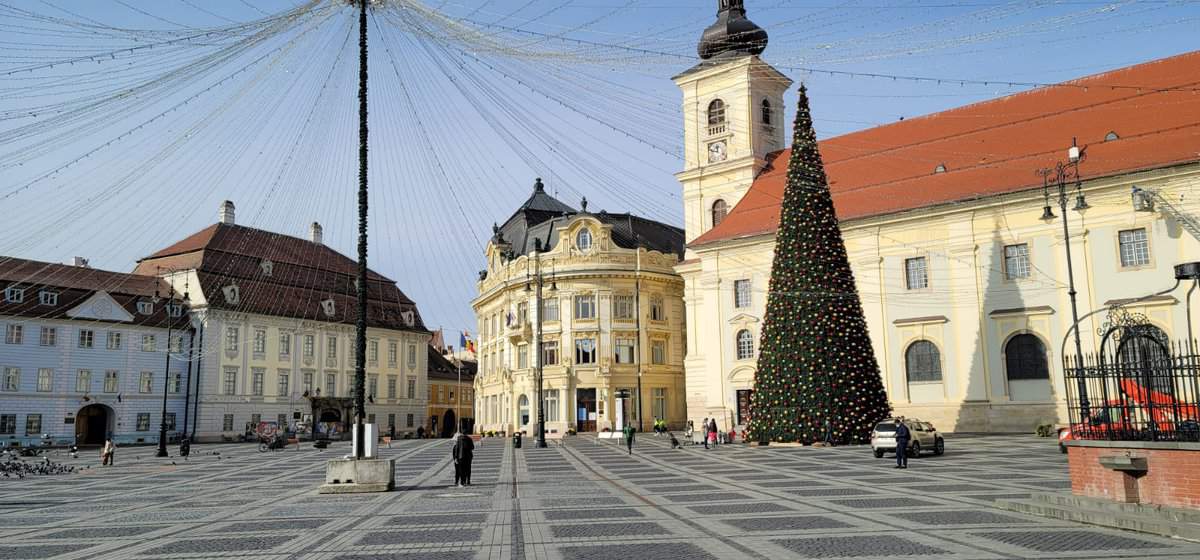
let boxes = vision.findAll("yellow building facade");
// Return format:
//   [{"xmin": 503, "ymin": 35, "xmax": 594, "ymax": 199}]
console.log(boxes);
[
  {"xmin": 473, "ymin": 182, "xmax": 687, "ymax": 434},
  {"xmin": 676, "ymin": 5, "xmax": 1200, "ymax": 433},
  {"xmin": 426, "ymin": 348, "xmax": 475, "ymax": 438}
]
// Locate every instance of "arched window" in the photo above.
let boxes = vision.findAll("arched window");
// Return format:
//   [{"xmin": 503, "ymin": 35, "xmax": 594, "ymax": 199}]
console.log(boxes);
[
  {"xmin": 708, "ymin": 99, "xmax": 726, "ymax": 125},
  {"xmin": 1005, "ymin": 334, "xmax": 1049, "ymax": 380},
  {"xmin": 712, "ymin": 199, "xmax": 728, "ymax": 227},
  {"xmin": 1117, "ymin": 325, "xmax": 1172, "ymax": 395},
  {"xmin": 905, "ymin": 340, "xmax": 942, "ymax": 383},
  {"xmin": 736, "ymin": 329, "xmax": 754, "ymax": 360},
  {"xmin": 576, "ymin": 229, "xmax": 592, "ymax": 252},
  {"xmin": 761, "ymin": 99, "xmax": 772, "ymax": 125},
  {"xmin": 518, "ymin": 394, "xmax": 530, "ymax": 426}
]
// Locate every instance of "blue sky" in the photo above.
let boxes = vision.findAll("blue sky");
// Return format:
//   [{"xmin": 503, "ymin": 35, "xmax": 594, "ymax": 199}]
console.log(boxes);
[{"xmin": 2, "ymin": 0, "xmax": 1198, "ymax": 337}]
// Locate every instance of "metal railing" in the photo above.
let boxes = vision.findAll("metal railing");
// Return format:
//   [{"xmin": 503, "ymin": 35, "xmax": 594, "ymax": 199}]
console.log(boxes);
[{"xmin": 1063, "ymin": 339, "xmax": 1200, "ymax": 442}]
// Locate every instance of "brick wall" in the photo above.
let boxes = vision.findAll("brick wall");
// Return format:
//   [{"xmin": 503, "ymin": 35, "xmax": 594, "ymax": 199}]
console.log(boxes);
[{"xmin": 1068, "ymin": 444, "xmax": 1200, "ymax": 509}]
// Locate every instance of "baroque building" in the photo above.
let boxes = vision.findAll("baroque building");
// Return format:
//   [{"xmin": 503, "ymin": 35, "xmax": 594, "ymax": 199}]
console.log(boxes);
[
  {"xmin": 473, "ymin": 180, "xmax": 686, "ymax": 434},
  {"xmin": 678, "ymin": 3, "xmax": 1200, "ymax": 432},
  {"xmin": 135, "ymin": 201, "xmax": 431, "ymax": 441},
  {"xmin": 0, "ymin": 257, "xmax": 193, "ymax": 447}
]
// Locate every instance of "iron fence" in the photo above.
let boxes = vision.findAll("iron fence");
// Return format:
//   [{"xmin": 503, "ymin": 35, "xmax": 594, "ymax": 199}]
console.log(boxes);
[{"xmin": 1063, "ymin": 338, "xmax": 1200, "ymax": 442}]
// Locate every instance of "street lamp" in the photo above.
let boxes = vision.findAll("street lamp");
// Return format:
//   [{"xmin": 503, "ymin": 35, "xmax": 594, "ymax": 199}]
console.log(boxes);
[
  {"xmin": 155, "ymin": 269, "xmax": 187, "ymax": 458},
  {"xmin": 1038, "ymin": 137, "xmax": 1091, "ymax": 418}
]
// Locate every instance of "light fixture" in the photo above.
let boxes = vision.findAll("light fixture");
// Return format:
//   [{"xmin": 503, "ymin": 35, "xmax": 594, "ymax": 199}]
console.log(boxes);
[
  {"xmin": 1073, "ymin": 191, "xmax": 1090, "ymax": 212},
  {"xmin": 1068, "ymin": 137, "xmax": 1081, "ymax": 162},
  {"xmin": 1041, "ymin": 205, "xmax": 1057, "ymax": 221}
]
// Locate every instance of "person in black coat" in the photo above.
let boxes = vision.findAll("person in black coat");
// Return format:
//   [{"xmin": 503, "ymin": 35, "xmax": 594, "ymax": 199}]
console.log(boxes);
[
  {"xmin": 452, "ymin": 433, "xmax": 475, "ymax": 486},
  {"xmin": 894, "ymin": 420, "xmax": 910, "ymax": 469}
]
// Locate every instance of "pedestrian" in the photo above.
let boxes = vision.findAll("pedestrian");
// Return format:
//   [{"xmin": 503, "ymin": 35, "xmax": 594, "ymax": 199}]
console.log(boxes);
[
  {"xmin": 823, "ymin": 418, "xmax": 834, "ymax": 446},
  {"xmin": 100, "ymin": 438, "xmax": 115, "ymax": 466},
  {"xmin": 452, "ymin": 431, "xmax": 475, "ymax": 486},
  {"xmin": 417, "ymin": 426, "xmax": 425, "ymax": 440},
  {"xmin": 708, "ymin": 418, "xmax": 718, "ymax": 447},
  {"xmin": 669, "ymin": 431, "xmax": 681, "ymax": 449},
  {"xmin": 684, "ymin": 420, "xmax": 694, "ymax": 445},
  {"xmin": 622, "ymin": 422, "xmax": 635, "ymax": 454},
  {"xmin": 701, "ymin": 417, "xmax": 709, "ymax": 449},
  {"xmin": 894, "ymin": 419, "xmax": 910, "ymax": 469}
]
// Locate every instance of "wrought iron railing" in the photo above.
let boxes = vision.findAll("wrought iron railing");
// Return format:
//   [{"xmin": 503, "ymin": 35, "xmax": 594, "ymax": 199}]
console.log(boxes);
[{"xmin": 1063, "ymin": 339, "xmax": 1200, "ymax": 442}]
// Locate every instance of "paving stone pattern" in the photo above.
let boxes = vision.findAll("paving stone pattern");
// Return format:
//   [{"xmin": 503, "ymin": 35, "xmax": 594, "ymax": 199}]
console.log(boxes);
[{"xmin": 1, "ymin": 434, "xmax": 1198, "ymax": 559}]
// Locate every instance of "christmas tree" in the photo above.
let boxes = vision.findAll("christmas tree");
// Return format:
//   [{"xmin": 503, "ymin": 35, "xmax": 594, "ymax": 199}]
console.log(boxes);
[{"xmin": 748, "ymin": 85, "xmax": 891, "ymax": 444}]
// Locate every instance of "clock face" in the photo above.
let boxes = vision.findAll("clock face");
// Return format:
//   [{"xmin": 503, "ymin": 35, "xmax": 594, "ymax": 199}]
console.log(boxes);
[{"xmin": 708, "ymin": 141, "xmax": 727, "ymax": 163}]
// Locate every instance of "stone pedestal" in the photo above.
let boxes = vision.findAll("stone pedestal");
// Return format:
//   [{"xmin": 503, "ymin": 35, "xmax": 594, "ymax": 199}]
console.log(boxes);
[{"xmin": 319, "ymin": 457, "xmax": 395, "ymax": 494}]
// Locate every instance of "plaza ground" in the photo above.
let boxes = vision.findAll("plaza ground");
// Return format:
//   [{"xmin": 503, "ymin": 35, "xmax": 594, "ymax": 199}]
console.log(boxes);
[{"xmin": 1, "ymin": 434, "xmax": 1198, "ymax": 559}]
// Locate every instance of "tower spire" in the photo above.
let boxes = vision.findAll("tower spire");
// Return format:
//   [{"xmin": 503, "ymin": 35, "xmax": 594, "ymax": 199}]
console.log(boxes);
[{"xmin": 698, "ymin": 0, "xmax": 767, "ymax": 59}]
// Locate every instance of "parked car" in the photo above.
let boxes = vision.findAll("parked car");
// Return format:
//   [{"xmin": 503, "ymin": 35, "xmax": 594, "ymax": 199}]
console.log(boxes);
[{"xmin": 871, "ymin": 418, "xmax": 944, "ymax": 458}]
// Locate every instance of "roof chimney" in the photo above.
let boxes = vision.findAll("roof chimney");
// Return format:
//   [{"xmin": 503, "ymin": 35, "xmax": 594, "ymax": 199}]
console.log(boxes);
[
  {"xmin": 309, "ymin": 222, "xmax": 323, "ymax": 245},
  {"xmin": 71, "ymin": 257, "xmax": 89, "ymax": 268},
  {"xmin": 219, "ymin": 200, "xmax": 235, "ymax": 225}
]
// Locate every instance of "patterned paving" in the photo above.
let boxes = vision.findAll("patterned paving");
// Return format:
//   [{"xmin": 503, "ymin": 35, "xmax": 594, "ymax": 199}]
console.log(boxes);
[{"xmin": 0, "ymin": 434, "xmax": 1198, "ymax": 559}]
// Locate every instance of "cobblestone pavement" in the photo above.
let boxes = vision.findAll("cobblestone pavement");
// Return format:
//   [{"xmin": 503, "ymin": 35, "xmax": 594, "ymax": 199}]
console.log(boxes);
[{"xmin": 1, "ymin": 434, "xmax": 1198, "ymax": 559}]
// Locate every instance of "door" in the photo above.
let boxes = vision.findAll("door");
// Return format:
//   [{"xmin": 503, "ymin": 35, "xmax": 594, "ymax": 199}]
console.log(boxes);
[
  {"xmin": 441, "ymin": 410, "xmax": 457, "ymax": 438},
  {"xmin": 736, "ymin": 390, "xmax": 754, "ymax": 426},
  {"xmin": 576, "ymin": 388, "xmax": 597, "ymax": 432},
  {"xmin": 75, "ymin": 404, "xmax": 111, "ymax": 445}
]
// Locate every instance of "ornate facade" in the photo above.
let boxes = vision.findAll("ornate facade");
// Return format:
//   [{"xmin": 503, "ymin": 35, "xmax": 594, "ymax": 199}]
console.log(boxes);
[{"xmin": 473, "ymin": 181, "xmax": 687, "ymax": 434}]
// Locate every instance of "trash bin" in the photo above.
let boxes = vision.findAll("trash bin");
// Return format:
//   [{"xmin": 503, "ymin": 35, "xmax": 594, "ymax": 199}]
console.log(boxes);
[{"xmin": 513, "ymin": 433, "xmax": 522, "ymax": 448}]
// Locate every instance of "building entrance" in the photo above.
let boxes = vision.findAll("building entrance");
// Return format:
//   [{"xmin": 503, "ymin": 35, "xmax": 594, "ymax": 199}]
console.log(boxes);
[
  {"xmin": 76, "ymin": 404, "xmax": 113, "ymax": 445},
  {"xmin": 576, "ymin": 388, "xmax": 597, "ymax": 432}
]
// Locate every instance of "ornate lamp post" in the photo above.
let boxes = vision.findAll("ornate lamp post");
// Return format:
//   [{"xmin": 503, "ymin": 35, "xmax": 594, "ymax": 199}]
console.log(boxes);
[
  {"xmin": 1038, "ymin": 138, "xmax": 1091, "ymax": 418},
  {"xmin": 155, "ymin": 270, "xmax": 187, "ymax": 458}
]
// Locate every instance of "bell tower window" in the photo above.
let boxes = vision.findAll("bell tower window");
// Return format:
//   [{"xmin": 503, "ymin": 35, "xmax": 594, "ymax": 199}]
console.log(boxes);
[
  {"xmin": 761, "ymin": 99, "xmax": 772, "ymax": 125},
  {"xmin": 707, "ymin": 99, "xmax": 727, "ymax": 135},
  {"xmin": 712, "ymin": 199, "xmax": 728, "ymax": 227}
]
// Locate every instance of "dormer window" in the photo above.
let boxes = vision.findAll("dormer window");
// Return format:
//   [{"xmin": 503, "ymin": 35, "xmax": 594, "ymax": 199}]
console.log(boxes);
[
  {"xmin": 1105, "ymin": 131, "xmax": 1120, "ymax": 142},
  {"xmin": 934, "ymin": 163, "xmax": 947, "ymax": 174},
  {"xmin": 137, "ymin": 301, "xmax": 153, "ymax": 315},
  {"xmin": 576, "ymin": 229, "xmax": 593, "ymax": 252},
  {"xmin": 167, "ymin": 304, "xmax": 183, "ymax": 318},
  {"xmin": 38, "ymin": 290, "xmax": 58, "ymax": 306},
  {"xmin": 761, "ymin": 99, "xmax": 772, "ymax": 125},
  {"xmin": 222, "ymin": 284, "xmax": 240, "ymax": 305},
  {"xmin": 260, "ymin": 259, "xmax": 274, "ymax": 277},
  {"xmin": 321, "ymin": 299, "xmax": 336, "ymax": 317},
  {"xmin": 3, "ymin": 287, "xmax": 24, "ymax": 303}
]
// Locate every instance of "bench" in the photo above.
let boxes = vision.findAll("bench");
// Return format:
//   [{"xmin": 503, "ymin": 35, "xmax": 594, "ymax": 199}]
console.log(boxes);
[
  {"xmin": 381, "ymin": 436, "xmax": 392, "ymax": 448},
  {"xmin": 596, "ymin": 432, "xmax": 622, "ymax": 445},
  {"xmin": 288, "ymin": 437, "xmax": 300, "ymax": 449},
  {"xmin": 544, "ymin": 432, "xmax": 565, "ymax": 446}
]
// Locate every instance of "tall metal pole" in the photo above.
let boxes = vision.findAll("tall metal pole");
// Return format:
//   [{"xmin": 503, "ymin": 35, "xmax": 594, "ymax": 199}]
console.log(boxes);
[
  {"xmin": 156, "ymin": 302, "xmax": 173, "ymax": 458},
  {"xmin": 353, "ymin": 0, "xmax": 370, "ymax": 459},
  {"xmin": 535, "ymin": 241, "xmax": 547, "ymax": 447},
  {"xmin": 634, "ymin": 247, "xmax": 644, "ymax": 433}
]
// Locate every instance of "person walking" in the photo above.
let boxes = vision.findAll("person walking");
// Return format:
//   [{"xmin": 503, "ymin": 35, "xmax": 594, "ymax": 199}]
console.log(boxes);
[
  {"xmin": 708, "ymin": 418, "xmax": 719, "ymax": 447},
  {"xmin": 701, "ymin": 417, "xmax": 709, "ymax": 449},
  {"xmin": 453, "ymin": 431, "xmax": 475, "ymax": 486},
  {"xmin": 100, "ymin": 438, "xmax": 115, "ymax": 466},
  {"xmin": 894, "ymin": 419, "xmax": 910, "ymax": 469},
  {"xmin": 684, "ymin": 420, "xmax": 694, "ymax": 446},
  {"xmin": 622, "ymin": 423, "xmax": 635, "ymax": 455}
]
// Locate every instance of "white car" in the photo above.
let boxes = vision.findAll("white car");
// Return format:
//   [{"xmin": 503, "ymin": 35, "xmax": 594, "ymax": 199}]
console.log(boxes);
[{"xmin": 871, "ymin": 418, "xmax": 944, "ymax": 458}]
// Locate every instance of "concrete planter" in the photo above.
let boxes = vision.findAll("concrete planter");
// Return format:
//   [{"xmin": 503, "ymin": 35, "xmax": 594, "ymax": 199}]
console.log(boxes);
[{"xmin": 318, "ymin": 457, "xmax": 395, "ymax": 494}]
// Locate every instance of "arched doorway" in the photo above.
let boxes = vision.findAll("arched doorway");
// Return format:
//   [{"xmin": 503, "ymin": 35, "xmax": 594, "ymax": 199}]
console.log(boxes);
[
  {"xmin": 441, "ymin": 409, "xmax": 457, "ymax": 438},
  {"xmin": 76, "ymin": 404, "xmax": 113, "ymax": 445}
]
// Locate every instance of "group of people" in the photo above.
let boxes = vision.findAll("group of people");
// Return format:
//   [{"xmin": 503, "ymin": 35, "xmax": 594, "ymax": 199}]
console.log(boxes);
[
  {"xmin": 451, "ymin": 431, "xmax": 474, "ymax": 486},
  {"xmin": 687, "ymin": 418, "xmax": 723, "ymax": 449}
]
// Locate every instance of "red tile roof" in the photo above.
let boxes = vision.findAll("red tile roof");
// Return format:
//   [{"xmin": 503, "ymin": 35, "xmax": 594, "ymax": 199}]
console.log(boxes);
[
  {"xmin": 136, "ymin": 223, "xmax": 426, "ymax": 332},
  {"xmin": 0, "ymin": 257, "xmax": 182, "ymax": 328},
  {"xmin": 691, "ymin": 50, "xmax": 1200, "ymax": 247}
]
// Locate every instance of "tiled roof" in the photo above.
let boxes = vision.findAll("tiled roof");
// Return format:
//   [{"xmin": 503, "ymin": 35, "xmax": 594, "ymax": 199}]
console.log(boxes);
[
  {"xmin": 136, "ymin": 223, "xmax": 426, "ymax": 332},
  {"xmin": 427, "ymin": 345, "xmax": 476, "ymax": 381},
  {"xmin": 691, "ymin": 50, "xmax": 1200, "ymax": 247},
  {"xmin": 0, "ymin": 256, "xmax": 182, "ymax": 328}
]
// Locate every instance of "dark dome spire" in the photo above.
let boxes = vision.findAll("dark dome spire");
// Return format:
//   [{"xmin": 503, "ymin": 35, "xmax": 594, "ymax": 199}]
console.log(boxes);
[{"xmin": 698, "ymin": 0, "xmax": 768, "ymax": 60}]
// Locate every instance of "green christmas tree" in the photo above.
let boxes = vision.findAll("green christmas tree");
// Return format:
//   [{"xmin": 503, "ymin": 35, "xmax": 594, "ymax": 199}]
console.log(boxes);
[{"xmin": 748, "ymin": 85, "xmax": 891, "ymax": 444}]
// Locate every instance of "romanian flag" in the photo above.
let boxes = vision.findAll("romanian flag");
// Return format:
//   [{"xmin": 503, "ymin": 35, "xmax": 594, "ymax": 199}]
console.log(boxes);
[{"xmin": 461, "ymin": 331, "xmax": 476, "ymax": 353}]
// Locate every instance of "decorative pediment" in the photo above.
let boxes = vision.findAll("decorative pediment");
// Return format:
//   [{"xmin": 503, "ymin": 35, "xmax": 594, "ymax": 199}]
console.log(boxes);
[
  {"xmin": 728, "ymin": 313, "xmax": 760, "ymax": 325},
  {"xmin": 66, "ymin": 291, "xmax": 134, "ymax": 322}
]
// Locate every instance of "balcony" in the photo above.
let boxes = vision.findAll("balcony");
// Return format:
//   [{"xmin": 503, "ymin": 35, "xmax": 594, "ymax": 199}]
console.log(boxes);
[
  {"xmin": 507, "ymin": 321, "xmax": 532, "ymax": 342},
  {"xmin": 707, "ymin": 123, "xmax": 727, "ymax": 136}
]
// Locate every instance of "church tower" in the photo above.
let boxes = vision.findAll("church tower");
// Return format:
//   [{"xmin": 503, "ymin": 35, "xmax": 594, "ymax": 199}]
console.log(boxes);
[{"xmin": 674, "ymin": 0, "xmax": 791, "ymax": 245}]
